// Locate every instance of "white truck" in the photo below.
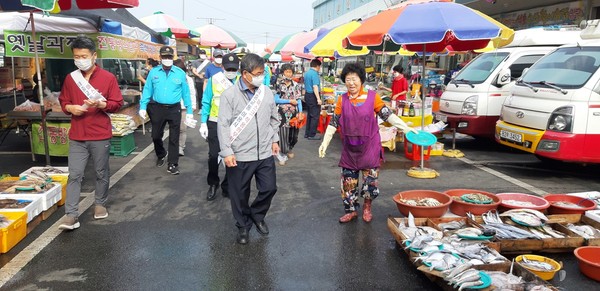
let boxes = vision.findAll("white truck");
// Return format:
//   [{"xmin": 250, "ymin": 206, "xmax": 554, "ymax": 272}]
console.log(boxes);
[
  {"xmin": 437, "ymin": 27, "xmax": 582, "ymax": 138},
  {"xmin": 495, "ymin": 20, "xmax": 600, "ymax": 164}
]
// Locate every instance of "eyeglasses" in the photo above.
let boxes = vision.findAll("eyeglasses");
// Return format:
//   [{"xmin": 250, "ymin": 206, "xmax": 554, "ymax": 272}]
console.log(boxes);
[
  {"xmin": 345, "ymin": 77, "xmax": 361, "ymax": 83},
  {"xmin": 246, "ymin": 70, "xmax": 265, "ymax": 78}
]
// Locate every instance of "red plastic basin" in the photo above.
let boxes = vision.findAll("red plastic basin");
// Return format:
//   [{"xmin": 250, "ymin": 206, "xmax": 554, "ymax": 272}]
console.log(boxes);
[
  {"xmin": 544, "ymin": 194, "xmax": 598, "ymax": 215},
  {"xmin": 443, "ymin": 189, "xmax": 500, "ymax": 216},
  {"xmin": 496, "ymin": 193, "xmax": 550, "ymax": 212},
  {"xmin": 392, "ymin": 190, "xmax": 451, "ymax": 218},
  {"xmin": 574, "ymin": 246, "xmax": 600, "ymax": 282}
]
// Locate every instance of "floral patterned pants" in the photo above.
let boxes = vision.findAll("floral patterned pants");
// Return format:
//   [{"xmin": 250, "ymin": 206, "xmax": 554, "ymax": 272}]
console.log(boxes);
[{"xmin": 340, "ymin": 168, "xmax": 380, "ymax": 212}]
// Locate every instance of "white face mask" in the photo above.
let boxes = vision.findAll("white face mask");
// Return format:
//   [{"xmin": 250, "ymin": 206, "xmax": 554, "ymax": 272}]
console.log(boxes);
[
  {"xmin": 249, "ymin": 74, "xmax": 264, "ymax": 88},
  {"xmin": 224, "ymin": 71, "xmax": 237, "ymax": 80},
  {"xmin": 74, "ymin": 58, "xmax": 94, "ymax": 71},
  {"xmin": 214, "ymin": 57, "xmax": 223, "ymax": 64},
  {"xmin": 162, "ymin": 59, "xmax": 173, "ymax": 67},
  {"xmin": 200, "ymin": 55, "xmax": 207, "ymax": 60}
]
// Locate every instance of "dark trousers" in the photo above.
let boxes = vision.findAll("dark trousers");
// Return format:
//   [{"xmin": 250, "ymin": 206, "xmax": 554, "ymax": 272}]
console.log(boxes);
[
  {"xmin": 207, "ymin": 121, "xmax": 228, "ymax": 193},
  {"xmin": 304, "ymin": 92, "xmax": 320, "ymax": 138},
  {"xmin": 148, "ymin": 103, "xmax": 181, "ymax": 165},
  {"xmin": 195, "ymin": 79, "xmax": 204, "ymax": 109},
  {"xmin": 226, "ymin": 156, "xmax": 277, "ymax": 230}
]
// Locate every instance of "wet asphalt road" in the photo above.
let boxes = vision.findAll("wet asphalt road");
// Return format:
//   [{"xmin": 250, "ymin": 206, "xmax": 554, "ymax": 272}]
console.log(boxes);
[{"xmin": 1, "ymin": 124, "xmax": 599, "ymax": 290}]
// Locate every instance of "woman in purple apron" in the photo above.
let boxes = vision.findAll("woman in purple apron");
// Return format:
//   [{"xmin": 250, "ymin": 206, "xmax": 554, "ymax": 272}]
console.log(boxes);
[{"xmin": 319, "ymin": 63, "xmax": 415, "ymax": 223}]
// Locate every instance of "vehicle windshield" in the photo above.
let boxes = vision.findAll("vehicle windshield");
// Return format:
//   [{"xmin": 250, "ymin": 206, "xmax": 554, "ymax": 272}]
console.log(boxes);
[
  {"xmin": 521, "ymin": 46, "xmax": 600, "ymax": 89},
  {"xmin": 451, "ymin": 52, "xmax": 508, "ymax": 84}
]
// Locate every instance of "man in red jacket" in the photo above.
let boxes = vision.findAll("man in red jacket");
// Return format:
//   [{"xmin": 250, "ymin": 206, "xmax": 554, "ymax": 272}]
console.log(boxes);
[{"xmin": 58, "ymin": 35, "xmax": 123, "ymax": 230}]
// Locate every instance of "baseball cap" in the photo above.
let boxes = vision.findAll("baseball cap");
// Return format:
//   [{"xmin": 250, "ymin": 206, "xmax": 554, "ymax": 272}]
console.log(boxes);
[
  {"xmin": 222, "ymin": 53, "xmax": 240, "ymax": 71},
  {"xmin": 213, "ymin": 49, "xmax": 224, "ymax": 57},
  {"xmin": 159, "ymin": 46, "xmax": 174, "ymax": 56}
]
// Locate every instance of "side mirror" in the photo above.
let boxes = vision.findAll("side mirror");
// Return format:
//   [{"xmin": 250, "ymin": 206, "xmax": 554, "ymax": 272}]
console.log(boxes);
[{"xmin": 496, "ymin": 68, "xmax": 511, "ymax": 86}]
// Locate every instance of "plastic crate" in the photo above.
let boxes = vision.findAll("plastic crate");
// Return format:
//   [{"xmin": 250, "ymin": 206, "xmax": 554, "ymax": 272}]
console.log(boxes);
[
  {"xmin": 0, "ymin": 211, "xmax": 27, "ymax": 253},
  {"xmin": 0, "ymin": 195, "xmax": 42, "ymax": 223},
  {"xmin": 20, "ymin": 167, "xmax": 69, "ymax": 178},
  {"xmin": 403, "ymin": 140, "xmax": 431, "ymax": 161},
  {"xmin": 16, "ymin": 171, "xmax": 68, "ymax": 206},
  {"xmin": 110, "ymin": 134, "xmax": 136, "ymax": 157}
]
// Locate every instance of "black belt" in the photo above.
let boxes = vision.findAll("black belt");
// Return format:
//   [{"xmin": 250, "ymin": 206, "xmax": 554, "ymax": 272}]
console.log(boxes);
[{"xmin": 149, "ymin": 102, "xmax": 179, "ymax": 108}]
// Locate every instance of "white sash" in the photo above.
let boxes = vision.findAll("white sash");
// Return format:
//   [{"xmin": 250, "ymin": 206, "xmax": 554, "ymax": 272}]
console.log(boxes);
[
  {"xmin": 70, "ymin": 70, "xmax": 105, "ymax": 108},
  {"xmin": 196, "ymin": 59, "xmax": 210, "ymax": 73},
  {"xmin": 229, "ymin": 84, "xmax": 266, "ymax": 145},
  {"xmin": 212, "ymin": 71, "xmax": 233, "ymax": 95}
]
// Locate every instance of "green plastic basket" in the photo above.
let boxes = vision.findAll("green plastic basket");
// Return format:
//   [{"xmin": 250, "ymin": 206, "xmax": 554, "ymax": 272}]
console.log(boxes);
[{"xmin": 110, "ymin": 134, "xmax": 136, "ymax": 157}]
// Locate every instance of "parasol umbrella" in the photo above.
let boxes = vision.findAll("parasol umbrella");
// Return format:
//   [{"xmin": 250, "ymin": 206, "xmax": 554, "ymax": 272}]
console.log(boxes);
[
  {"xmin": 193, "ymin": 24, "xmax": 246, "ymax": 49},
  {"xmin": 346, "ymin": 0, "xmax": 514, "ymax": 178},
  {"xmin": 1, "ymin": 0, "xmax": 140, "ymax": 165},
  {"xmin": 277, "ymin": 28, "xmax": 328, "ymax": 59},
  {"xmin": 305, "ymin": 21, "xmax": 368, "ymax": 58},
  {"xmin": 140, "ymin": 11, "xmax": 199, "ymax": 39}
]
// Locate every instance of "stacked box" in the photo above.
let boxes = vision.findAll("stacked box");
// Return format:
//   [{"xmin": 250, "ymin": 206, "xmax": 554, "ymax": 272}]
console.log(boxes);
[{"xmin": 0, "ymin": 195, "xmax": 42, "ymax": 223}]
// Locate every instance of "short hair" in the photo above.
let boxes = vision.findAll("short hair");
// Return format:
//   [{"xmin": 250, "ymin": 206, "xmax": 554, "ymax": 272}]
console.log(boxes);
[
  {"xmin": 392, "ymin": 65, "xmax": 403, "ymax": 74},
  {"xmin": 310, "ymin": 59, "xmax": 322, "ymax": 68},
  {"xmin": 240, "ymin": 53, "xmax": 265, "ymax": 74},
  {"xmin": 147, "ymin": 58, "xmax": 159, "ymax": 67},
  {"xmin": 280, "ymin": 63, "xmax": 294, "ymax": 73},
  {"xmin": 340, "ymin": 62, "xmax": 366, "ymax": 84},
  {"xmin": 70, "ymin": 35, "xmax": 96, "ymax": 53},
  {"xmin": 174, "ymin": 59, "xmax": 186, "ymax": 71}
]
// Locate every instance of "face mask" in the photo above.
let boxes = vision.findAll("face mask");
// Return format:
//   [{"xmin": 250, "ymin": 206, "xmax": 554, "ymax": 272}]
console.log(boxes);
[
  {"xmin": 200, "ymin": 55, "xmax": 207, "ymax": 60},
  {"xmin": 248, "ymin": 74, "xmax": 264, "ymax": 88},
  {"xmin": 224, "ymin": 71, "xmax": 237, "ymax": 80},
  {"xmin": 393, "ymin": 72, "xmax": 400, "ymax": 77},
  {"xmin": 74, "ymin": 58, "xmax": 93, "ymax": 71},
  {"xmin": 162, "ymin": 59, "xmax": 173, "ymax": 67},
  {"xmin": 214, "ymin": 57, "xmax": 222, "ymax": 64}
]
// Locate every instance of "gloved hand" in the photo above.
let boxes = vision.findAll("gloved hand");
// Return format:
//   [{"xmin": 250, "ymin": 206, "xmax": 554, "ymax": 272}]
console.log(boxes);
[
  {"xmin": 387, "ymin": 114, "xmax": 418, "ymax": 134},
  {"xmin": 318, "ymin": 125, "xmax": 337, "ymax": 158},
  {"xmin": 139, "ymin": 109, "xmax": 147, "ymax": 120},
  {"xmin": 199, "ymin": 123, "xmax": 208, "ymax": 139},
  {"xmin": 184, "ymin": 114, "xmax": 197, "ymax": 128}
]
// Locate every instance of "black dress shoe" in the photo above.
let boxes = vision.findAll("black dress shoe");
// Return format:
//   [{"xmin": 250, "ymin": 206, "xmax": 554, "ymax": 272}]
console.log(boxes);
[
  {"xmin": 221, "ymin": 188, "xmax": 229, "ymax": 198},
  {"xmin": 237, "ymin": 228, "xmax": 249, "ymax": 245},
  {"xmin": 255, "ymin": 220, "xmax": 269, "ymax": 235},
  {"xmin": 207, "ymin": 185, "xmax": 217, "ymax": 201}
]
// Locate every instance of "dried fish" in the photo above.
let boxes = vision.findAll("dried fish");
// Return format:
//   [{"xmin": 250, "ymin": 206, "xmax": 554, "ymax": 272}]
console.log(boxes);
[
  {"xmin": 503, "ymin": 199, "xmax": 538, "ymax": 207},
  {"xmin": 566, "ymin": 223, "xmax": 600, "ymax": 239},
  {"xmin": 455, "ymin": 227, "xmax": 483, "ymax": 237},
  {"xmin": 400, "ymin": 197, "xmax": 442, "ymax": 207},
  {"xmin": 461, "ymin": 193, "xmax": 493, "ymax": 204},
  {"xmin": 0, "ymin": 214, "xmax": 11, "ymax": 228},
  {"xmin": 520, "ymin": 257, "xmax": 555, "ymax": 272},
  {"xmin": 500, "ymin": 209, "xmax": 547, "ymax": 227},
  {"xmin": 458, "ymin": 280, "xmax": 484, "ymax": 291},
  {"xmin": 438, "ymin": 220, "xmax": 465, "ymax": 231},
  {"xmin": 552, "ymin": 201, "xmax": 584, "ymax": 208}
]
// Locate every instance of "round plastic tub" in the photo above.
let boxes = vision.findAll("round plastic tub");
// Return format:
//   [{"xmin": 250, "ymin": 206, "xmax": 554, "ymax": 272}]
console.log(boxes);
[
  {"xmin": 392, "ymin": 190, "xmax": 452, "ymax": 218},
  {"xmin": 515, "ymin": 254, "xmax": 561, "ymax": 280},
  {"xmin": 443, "ymin": 189, "xmax": 500, "ymax": 216},
  {"xmin": 544, "ymin": 194, "xmax": 598, "ymax": 215},
  {"xmin": 496, "ymin": 193, "xmax": 550, "ymax": 212},
  {"xmin": 574, "ymin": 246, "xmax": 600, "ymax": 282}
]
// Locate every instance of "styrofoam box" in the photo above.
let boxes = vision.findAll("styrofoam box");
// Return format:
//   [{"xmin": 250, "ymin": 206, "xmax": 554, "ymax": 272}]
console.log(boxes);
[
  {"xmin": 0, "ymin": 195, "xmax": 43, "ymax": 223},
  {"xmin": 585, "ymin": 210, "xmax": 600, "ymax": 224},
  {"xmin": 20, "ymin": 167, "xmax": 69, "ymax": 178},
  {"xmin": 0, "ymin": 183, "xmax": 60, "ymax": 211}
]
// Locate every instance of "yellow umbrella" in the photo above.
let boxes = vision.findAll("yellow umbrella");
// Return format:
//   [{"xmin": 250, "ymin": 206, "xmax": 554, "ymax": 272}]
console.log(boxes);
[
  {"xmin": 473, "ymin": 10, "xmax": 515, "ymax": 53},
  {"xmin": 306, "ymin": 21, "xmax": 369, "ymax": 57}
]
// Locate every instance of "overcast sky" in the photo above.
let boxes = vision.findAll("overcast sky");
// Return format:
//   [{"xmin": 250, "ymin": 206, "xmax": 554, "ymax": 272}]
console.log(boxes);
[{"xmin": 128, "ymin": 0, "xmax": 315, "ymax": 51}]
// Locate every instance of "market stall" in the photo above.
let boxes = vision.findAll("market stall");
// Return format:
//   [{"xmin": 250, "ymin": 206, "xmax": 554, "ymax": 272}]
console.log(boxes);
[{"xmin": 1, "ymin": 11, "xmax": 165, "ymax": 159}]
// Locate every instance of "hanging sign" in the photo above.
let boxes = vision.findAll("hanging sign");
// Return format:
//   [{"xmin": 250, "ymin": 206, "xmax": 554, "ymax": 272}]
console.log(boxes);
[{"xmin": 3, "ymin": 30, "xmax": 162, "ymax": 60}]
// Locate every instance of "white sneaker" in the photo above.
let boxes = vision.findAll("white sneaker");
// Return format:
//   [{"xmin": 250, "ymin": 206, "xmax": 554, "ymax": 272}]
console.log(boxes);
[
  {"xmin": 179, "ymin": 148, "xmax": 185, "ymax": 156},
  {"xmin": 94, "ymin": 205, "xmax": 108, "ymax": 219}
]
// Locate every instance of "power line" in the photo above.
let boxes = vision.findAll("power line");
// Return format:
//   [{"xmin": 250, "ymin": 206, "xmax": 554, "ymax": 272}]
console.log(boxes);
[{"xmin": 190, "ymin": 0, "xmax": 310, "ymax": 30}]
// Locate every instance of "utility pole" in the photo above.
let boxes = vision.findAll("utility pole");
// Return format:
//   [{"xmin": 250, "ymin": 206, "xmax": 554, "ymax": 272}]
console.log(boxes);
[
  {"xmin": 182, "ymin": 0, "xmax": 185, "ymax": 21},
  {"xmin": 198, "ymin": 17, "xmax": 225, "ymax": 24}
]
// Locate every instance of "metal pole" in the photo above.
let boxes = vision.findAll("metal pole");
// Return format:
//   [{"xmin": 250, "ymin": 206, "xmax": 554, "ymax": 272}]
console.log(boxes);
[
  {"xmin": 420, "ymin": 44, "xmax": 425, "ymax": 169},
  {"xmin": 30, "ymin": 11, "xmax": 51, "ymax": 166}
]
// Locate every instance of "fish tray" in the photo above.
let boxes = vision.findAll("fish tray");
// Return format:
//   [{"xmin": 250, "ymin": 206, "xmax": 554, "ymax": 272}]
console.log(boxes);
[
  {"xmin": 539, "ymin": 223, "xmax": 585, "ymax": 252},
  {"xmin": 416, "ymin": 261, "xmax": 558, "ymax": 291},
  {"xmin": 0, "ymin": 183, "xmax": 61, "ymax": 211},
  {"xmin": 110, "ymin": 134, "xmax": 136, "ymax": 157},
  {"xmin": 0, "ymin": 195, "xmax": 42, "ymax": 223},
  {"xmin": 19, "ymin": 166, "xmax": 69, "ymax": 178}
]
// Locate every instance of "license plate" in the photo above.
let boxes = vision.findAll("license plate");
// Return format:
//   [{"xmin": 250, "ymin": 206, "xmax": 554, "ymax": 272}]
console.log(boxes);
[
  {"xmin": 500, "ymin": 130, "xmax": 523, "ymax": 143},
  {"xmin": 436, "ymin": 113, "xmax": 447, "ymax": 122}
]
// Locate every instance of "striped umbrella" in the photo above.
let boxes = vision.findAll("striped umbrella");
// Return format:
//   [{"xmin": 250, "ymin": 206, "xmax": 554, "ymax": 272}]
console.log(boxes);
[
  {"xmin": 140, "ymin": 11, "xmax": 199, "ymax": 38},
  {"xmin": 193, "ymin": 24, "xmax": 246, "ymax": 49},
  {"xmin": 305, "ymin": 21, "xmax": 368, "ymax": 57}
]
